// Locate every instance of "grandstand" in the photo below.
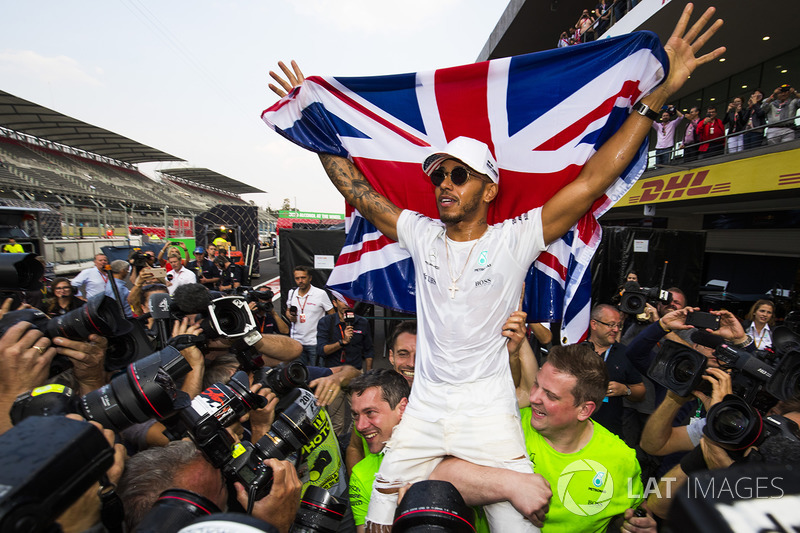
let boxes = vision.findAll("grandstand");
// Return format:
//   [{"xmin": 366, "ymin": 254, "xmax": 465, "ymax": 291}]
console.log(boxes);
[{"xmin": 0, "ymin": 89, "xmax": 269, "ymax": 238}]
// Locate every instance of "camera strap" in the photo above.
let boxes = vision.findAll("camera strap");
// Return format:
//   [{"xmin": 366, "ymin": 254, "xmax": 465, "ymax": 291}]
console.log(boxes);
[{"xmin": 99, "ymin": 474, "xmax": 125, "ymax": 533}]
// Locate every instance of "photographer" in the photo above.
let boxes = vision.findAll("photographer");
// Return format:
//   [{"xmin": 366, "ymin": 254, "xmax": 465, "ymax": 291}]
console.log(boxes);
[
  {"xmin": 316, "ymin": 299, "xmax": 373, "ymax": 371},
  {"xmin": 248, "ymin": 286, "xmax": 289, "ymax": 335},
  {"xmin": 762, "ymin": 84, "xmax": 799, "ymax": 145},
  {"xmin": 118, "ymin": 440, "xmax": 301, "ymax": 533},
  {"xmin": 215, "ymin": 255, "xmax": 243, "ymax": 292}
]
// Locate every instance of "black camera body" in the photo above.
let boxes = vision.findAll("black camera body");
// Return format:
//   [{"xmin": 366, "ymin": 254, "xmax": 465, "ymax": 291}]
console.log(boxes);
[
  {"xmin": 648, "ymin": 340, "xmax": 712, "ymax": 398},
  {"xmin": 0, "ymin": 416, "xmax": 114, "ymax": 533},
  {"xmin": 619, "ymin": 282, "xmax": 672, "ymax": 315}
]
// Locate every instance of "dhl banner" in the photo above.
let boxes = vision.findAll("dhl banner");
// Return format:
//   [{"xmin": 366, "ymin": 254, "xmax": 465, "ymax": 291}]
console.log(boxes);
[{"xmin": 618, "ymin": 148, "xmax": 800, "ymax": 206}]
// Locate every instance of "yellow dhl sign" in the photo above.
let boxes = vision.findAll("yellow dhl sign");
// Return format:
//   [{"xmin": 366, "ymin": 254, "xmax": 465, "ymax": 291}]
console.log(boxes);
[{"xmin": 619, "ymin": 148, "xmax": 800, "ymax": 206}]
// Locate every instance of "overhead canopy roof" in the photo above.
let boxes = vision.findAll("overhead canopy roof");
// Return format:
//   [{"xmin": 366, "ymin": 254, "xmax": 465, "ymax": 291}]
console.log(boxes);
[
  {"xmin": 0, "ymin": 90, "xmax": 183, "ymax": 164},
  {"xmin": 159, "ymin": 167, "xmax": 264, "ymax": 195}
]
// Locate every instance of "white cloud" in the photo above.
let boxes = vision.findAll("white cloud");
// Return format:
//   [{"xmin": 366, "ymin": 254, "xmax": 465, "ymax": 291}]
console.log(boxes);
[{"xmin": 0, "ymin": 50, "xmax": 102, "ymax": 87}]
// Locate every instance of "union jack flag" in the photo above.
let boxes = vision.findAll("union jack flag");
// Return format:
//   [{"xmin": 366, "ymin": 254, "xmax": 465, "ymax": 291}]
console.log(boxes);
[{"xmin": 262, "ymin": 32, "xmax": 668, "ymax": 343}]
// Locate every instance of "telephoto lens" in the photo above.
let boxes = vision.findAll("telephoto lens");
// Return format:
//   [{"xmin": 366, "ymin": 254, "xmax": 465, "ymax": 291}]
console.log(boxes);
[
  {"xmin": 291, "ymin": 486, "xmax": 347, "ymax": 533},
  {"xmin": 135, "ymin": 489, "xmax": 221, "ymax": 533},
  {"xmin": 257, "ymin": 388, "xmax": 317, "ymax": 461},
  {"xmin": 45, "ymin": 293, "xmax": 133, "ymax": 340},
  {"xmin": 393, "ymin": 480, "xmax": 476, "ymax": 533},
  {"xmin": 81, "ymin": 346, "xmax": 192, "ymax": 432},
  {"xmin": 704, "ymin": 394, "xmax": 763, "ymax": 451}
]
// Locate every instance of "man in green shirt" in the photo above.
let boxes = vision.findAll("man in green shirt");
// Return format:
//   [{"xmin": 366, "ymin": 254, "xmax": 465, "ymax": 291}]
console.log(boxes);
[
  {"xmin": 348, "ymin": 369, "xmax": 410, "ymax": 531},
  {"xmin": 432, "ymin": 343, "xmax": 656, "ymax": 532}
]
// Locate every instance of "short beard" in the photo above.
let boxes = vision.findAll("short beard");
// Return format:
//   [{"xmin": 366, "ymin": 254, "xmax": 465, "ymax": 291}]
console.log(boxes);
[{"xmin": 438, "ymin": 188, "xmax": 484, "ymax": 225}]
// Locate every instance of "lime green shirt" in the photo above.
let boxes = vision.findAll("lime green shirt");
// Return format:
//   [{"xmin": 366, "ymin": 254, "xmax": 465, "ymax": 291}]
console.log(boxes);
[{"xmin": 520, "ymin": 407, "xmax": 644, "ymax": 533}]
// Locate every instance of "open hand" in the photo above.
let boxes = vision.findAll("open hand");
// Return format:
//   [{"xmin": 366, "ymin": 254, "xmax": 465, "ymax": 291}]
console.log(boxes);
[{"xmin": 269, "ymin": 60, "xmax": 305, "ymax": 98}]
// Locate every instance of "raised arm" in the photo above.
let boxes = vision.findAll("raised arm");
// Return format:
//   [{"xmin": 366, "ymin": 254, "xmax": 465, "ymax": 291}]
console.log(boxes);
[
  {"xmin": 541, "ymin": 4, "xmax": 724, "ymax": 245},
  {"xmin": 269, "ymin": 61, "xmax": 401, "ymax": 241}
]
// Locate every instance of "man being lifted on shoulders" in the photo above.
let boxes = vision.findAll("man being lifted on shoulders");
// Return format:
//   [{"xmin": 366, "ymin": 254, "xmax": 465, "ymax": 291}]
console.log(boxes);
[{"xmin": 268, "ymin": 6, "xmax": 723, "ymax": 531}]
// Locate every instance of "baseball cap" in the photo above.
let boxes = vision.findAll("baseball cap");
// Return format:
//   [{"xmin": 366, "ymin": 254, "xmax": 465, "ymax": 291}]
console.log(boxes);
[
  {"xmin": 422, "ymin": 137, "xmax": 499, "ymax": 183},
  {"xmin": 194, "ymin": 247, "xmax": 205, "ymax": 255},
  {"xmin": 779, "ymin": 84, "xmax": 791, "ymax": 92}
]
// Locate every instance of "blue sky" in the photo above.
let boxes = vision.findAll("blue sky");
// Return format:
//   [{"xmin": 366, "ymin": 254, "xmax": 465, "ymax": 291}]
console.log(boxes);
[{"xmin": 1, "ymin": 0, "xmax": 508, "ymax": 213}]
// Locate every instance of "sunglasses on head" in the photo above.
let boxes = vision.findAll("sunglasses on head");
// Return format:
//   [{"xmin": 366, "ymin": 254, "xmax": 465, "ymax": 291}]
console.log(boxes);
[{"xmin": 429, "ymin": 165, "xmax": 485, "ymax": 187}]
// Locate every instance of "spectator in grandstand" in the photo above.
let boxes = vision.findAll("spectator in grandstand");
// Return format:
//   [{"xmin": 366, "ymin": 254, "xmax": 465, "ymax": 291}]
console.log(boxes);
[
  {"xmin": 557, "ymin": 31, "xmax": 570, "ymax": 48},
  {"xmin": 696, "ymin": 106, "xmax": 725, "ymax": 158},
  {"xmin": 681, "ymin": 106, "xmax": 701, "ymax": 162},
  {"xmin": 574, "ymin": 9, "xmax": 596, "ymax": 42},
  {"xmin": 652, "ymin": 106, "xmax": 684, "ymax": 166},
  {"xmin": 71, "ymin": 253, "xmax": 110, "ymax": 299},
  {"xmin": 762, "ymin": 84, "xmax": 800, "ymax": 145},
  {"xmin": 105, "ymin": 260, "xmax": 133, "ymax": 318},
  {"xmin": 165, "ymin": 254, "xmax": 197, "ymax": 295},
  {"xmin": 46, "ymin": 277, "xmax": 85, "ymax": 317},
  {"xmin": 743, "ymin": 298, "xmax": 775, "ymax": 350},
  {"xmin": 2, "ymin": 238, "xmax": 24, "ymax": 253},
  {"xmin": 722, "ymin": 96, "xmax": 746, "ymax": 153},
  {"xmin": 187, "ymin": 247, "xmax": 220, "ymax": 290},
  {"xmin": 743, "ymin": 89, "xmax": 766, "ymax": 149},
  {"xmin": 594, "ymin": 0, "xmax": 612, "ymax": 36},
  {"xmin": 215, "ymin": 255, "xmax": 242, "ymax": 291}
]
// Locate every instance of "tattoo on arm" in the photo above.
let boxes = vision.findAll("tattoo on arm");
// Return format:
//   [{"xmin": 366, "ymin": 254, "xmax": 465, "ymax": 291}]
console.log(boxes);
[{"xmin": 319, "ymin": 154, "xmax": 400, "ymax": 237}]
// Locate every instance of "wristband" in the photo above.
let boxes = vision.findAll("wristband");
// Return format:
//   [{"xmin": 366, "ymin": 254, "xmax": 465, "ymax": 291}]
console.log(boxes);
[
  {"xmin": 633, "ymin": 101, "xmax": 660, "ymax": 121},
  {"xmin": 338, "ymin": 340, "xmax": 344, "ymax": 348}
]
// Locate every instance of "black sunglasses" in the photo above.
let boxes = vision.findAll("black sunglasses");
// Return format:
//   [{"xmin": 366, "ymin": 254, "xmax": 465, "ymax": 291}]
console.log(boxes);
[{"xmin": 429, "ymin": 165, "xmax": 484, "ymax": 187}]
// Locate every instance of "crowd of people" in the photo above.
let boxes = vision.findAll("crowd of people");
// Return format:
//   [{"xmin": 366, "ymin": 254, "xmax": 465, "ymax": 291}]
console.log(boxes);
[
  {"xmin": 557, "ymin": 0, "xmax": 637, "ymax": 47},
  {"xmin": 1, "ymin": 6, "xmax": 793, "ymax": 533},
  {"xmin": 649, "ymin": 83, "xmax": 799, "ymax": 167}
]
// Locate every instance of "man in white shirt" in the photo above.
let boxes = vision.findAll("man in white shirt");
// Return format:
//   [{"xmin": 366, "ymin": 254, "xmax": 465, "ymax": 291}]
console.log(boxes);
[
  {"xmin": 71, "ymin": 253, "xmax": 110, "ymax": 299},
  {"xmin": 165, "ymin": 255, "xmax": 197, "ymax": 295},
  {"xmin": 285, "ymin": 265, "xmax": 334, "ymax": 365},
  {"xmin": 268, "ymin": 7, "xmax": 724, "ymax": 531}
]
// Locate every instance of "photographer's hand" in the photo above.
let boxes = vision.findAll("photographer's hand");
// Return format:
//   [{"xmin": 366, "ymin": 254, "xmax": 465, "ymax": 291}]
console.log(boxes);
[
  {"xmin": 709, "ymin": 309, "xmax": 747, "ymax": 345},
  {"xmin": 700, "ymin": 367, "xmax": 732, "ymax": 409},
  {"xmin": 659, "ymin": 306, "xmax": 696, "ymax": 332},
  {"xmin": 53, "ymin": 334, "xmax": 108, "ymax": 395},
  {"xmin": 57, "ymin": 415, "xmax": 127, "ymax": 533},
  {"xmin": 0, "ymin": 322, "xmax": 56, "ymax": 433},
  {"xmin": 620, "ymin": 504, "xmax": 657, "ymax": 532},
  {"xmin": 700, "ymin": 436, "xmax": 734, "ymax": 469},
  {"xmin": 171, "ymin": 316, "xmax": 204, "ymax": 397},
  {"xmin": 249, "ymin": 383, "xmax": 278, "ymax": 441},
  {"xmin": 235, "ymin": 458, "xmax": 301, "ymax": 533}
]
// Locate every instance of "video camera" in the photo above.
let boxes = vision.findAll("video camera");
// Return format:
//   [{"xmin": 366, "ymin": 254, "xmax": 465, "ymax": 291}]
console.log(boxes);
[
  {"xmin": 619, "ymin": 281, "xmax": 672, "ymax": 315},
  {"xmin": 649, "ymin": 327, "xmax": 800, "ymax": 411},
  {"xmin": 234, "ymin": 285, "xmax": 275, "ymax": 313}
]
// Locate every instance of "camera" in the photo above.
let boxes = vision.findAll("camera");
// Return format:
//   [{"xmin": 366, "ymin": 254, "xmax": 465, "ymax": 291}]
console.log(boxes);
[
  {"xmin": 134, "ymin": 489, "xmax": 222, "ymax": 533},
  {"xmin": 0, "ymin": 253, "xmax": 44, "ymax": 309},
  {"xmin": 704, "ymin": 394, "xmax": 800, "ymax": 451},
  {"xmin": 236, "ymin": 286, "xmax": 275, "ymax": 313},
  {"xmin": 130, "ymin": 249, "xmax": 150, "ymax": 273},
  {"xmin": 393, "ymin": 480, "xmax": 475, "ymax": 533},
  {"xmin": 254, "ymin": 361, "xmax": 309, "ymax": 397},
  {"xmin": 0, "ymin": 294, "xmax": 136, "ymax": 374},
  {"xmin": 11, "ymin": 346, "xmax": 192, "ymax": 433},
  {"xmin": 619, "ymin": 282, "xmax": 672, "ymax": 315},
  {"xmin": 650, "ymin": 328, "xmax": 800, "ymax": 411},
  {"xmin": 0, "ymin": 416, "xmax": 115, "ymax": 533},
  {"xmin": 292, "ymin": 486, "xmax": 347, "ymax": 533},
  {"xmin": 648, "ymin": 339, "xmax": 712, "ymax": 398}
]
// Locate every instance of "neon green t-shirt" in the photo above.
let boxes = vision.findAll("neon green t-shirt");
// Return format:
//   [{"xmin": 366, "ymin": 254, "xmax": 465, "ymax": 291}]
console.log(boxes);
[
  {"xmin": 520, "ymin": 407, "xmax": 643, "ymax": 533},
  {"xmin": 348, "ymin": 453, "xmax": 490, "ymax": 532}
]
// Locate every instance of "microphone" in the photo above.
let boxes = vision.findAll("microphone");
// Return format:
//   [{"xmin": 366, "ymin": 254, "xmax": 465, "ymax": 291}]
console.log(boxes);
[{"xmin": 171, "ymin": 284, "xmax": 212, "ymax": 314}]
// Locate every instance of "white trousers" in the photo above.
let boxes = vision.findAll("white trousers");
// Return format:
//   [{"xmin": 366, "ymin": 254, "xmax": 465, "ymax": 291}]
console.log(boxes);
[{"xmin": 365, "ymin": 378, "xmax": 540, "ymax": 532}]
